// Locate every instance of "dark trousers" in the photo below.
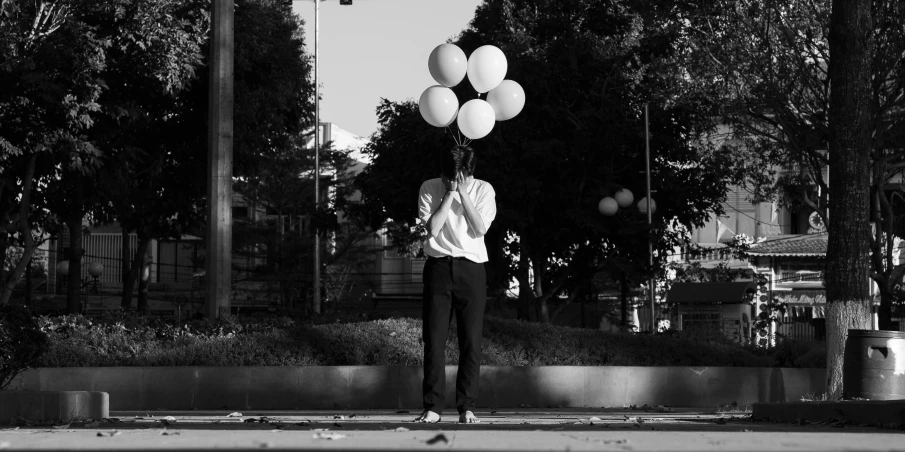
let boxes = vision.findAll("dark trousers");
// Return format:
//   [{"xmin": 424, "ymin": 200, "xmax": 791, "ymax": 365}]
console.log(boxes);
[{"xmin": 422, "ymin": 256, "xmax": 486, "ymax": 415}]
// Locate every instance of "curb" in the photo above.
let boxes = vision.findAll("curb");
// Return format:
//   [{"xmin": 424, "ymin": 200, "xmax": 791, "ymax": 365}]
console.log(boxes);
[
  {"xmin": 752, "ymin": 400, "xmax": 905, "ymax": 428},
  {"xmin": 0, "ymin": 390, "xmax": 109, "ymax": 422},
  {"xmin": 18, "ymin": 366, "xmax": 824, "ymax": 411}
]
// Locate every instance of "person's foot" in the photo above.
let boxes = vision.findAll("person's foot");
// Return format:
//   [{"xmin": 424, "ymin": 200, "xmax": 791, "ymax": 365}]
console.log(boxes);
[
  {"xmin": 412, "ymin": 410, "xmax": 441, "ymax": 423},
  {"xmin": 459, "ymin": 411, "xmax": 480, "ymax": 424}
]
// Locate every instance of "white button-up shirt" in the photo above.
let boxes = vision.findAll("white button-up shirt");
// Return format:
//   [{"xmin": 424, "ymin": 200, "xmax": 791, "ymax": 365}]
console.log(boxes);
[{"xmin": 418, "ymin": 178, "xmax": 497, "ymax": 263}]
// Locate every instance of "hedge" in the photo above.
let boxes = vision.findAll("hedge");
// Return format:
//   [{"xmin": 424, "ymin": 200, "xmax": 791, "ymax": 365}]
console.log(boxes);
[{"xmin": 32, "ymin": 312, "xmax": 825, "ymax": 368}]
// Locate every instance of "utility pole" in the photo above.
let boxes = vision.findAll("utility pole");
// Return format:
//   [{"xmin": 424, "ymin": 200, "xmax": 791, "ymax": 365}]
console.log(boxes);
[
  {"xmin": 644, "ymin": 103, "xmax": 655, "ymax": 332},
  {"xmin": 206, "ymin": 0, "xmax": 234, "ymax": 319}
]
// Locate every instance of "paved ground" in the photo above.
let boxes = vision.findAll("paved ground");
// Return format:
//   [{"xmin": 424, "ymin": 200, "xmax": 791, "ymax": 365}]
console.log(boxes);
[{"xmin": 1, "ymin": 408, "xmax": 903, "ymax": 451}]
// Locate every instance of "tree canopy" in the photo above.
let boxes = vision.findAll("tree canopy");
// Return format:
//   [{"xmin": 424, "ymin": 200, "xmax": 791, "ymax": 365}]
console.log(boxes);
[{"xmin": 352, "ymin": 0, "xmax": 746, "ymax": 322}]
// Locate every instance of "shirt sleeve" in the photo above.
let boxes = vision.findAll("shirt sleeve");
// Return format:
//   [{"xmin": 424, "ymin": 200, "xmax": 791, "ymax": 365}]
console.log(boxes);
[
  {"xmin": 476, "ymin": 183, "xmax": 497, "ymax": 229},
  {"xmin": 418, "ymin": 181, "xmax": 434, "ymax": 224}
]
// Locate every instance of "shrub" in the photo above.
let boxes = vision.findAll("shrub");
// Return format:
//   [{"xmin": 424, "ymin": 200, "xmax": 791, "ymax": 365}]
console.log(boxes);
[
  {"xmin": 0, "ymin": 305, "xmax": 49, "ymax": 389},
  {"xmin": 32, "ymin": 313, "xmax": 811, "ymax": 368}
]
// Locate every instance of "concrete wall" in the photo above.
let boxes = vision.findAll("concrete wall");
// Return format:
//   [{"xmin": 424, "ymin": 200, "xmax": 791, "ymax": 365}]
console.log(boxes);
[{"xmin": 15, "ymin": 366, "xmax": 825, "ymax": 411}]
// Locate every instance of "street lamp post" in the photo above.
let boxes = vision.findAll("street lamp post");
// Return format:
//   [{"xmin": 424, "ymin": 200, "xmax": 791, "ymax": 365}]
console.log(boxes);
[
  {"xmin": 313, "ymin": 0, "xmax": 321, "ymax": 315},
  {"xmin": 644, "ymin": 103, "xmax": 655, "ymax": 333},
  {"xmin": 304, "ymin": 0, "xmax": 352, "ymax": 315}
]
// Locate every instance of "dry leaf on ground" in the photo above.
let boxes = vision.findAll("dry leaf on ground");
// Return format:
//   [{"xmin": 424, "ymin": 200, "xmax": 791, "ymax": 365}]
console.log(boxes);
[{"xmin": 313, "ymin": 432, "xmax": 347, "ymax": 440}]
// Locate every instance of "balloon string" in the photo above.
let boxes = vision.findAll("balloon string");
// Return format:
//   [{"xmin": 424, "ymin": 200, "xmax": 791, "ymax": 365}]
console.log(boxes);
[{"xmin": 447, "ymin": 126, "xmax": 461, "ymax": 146}]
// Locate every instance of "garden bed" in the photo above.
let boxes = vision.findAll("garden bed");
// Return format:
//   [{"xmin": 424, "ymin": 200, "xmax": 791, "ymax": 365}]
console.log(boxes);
[{"xmin": 33, "ymin": 312, "xmax": 826, "ymax": 368}]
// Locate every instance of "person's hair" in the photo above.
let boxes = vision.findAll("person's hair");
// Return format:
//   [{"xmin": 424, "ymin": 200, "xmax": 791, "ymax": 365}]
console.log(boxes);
[{"xmin": 440, "ymin": 144, "xmax": 476, "ymax": 179}]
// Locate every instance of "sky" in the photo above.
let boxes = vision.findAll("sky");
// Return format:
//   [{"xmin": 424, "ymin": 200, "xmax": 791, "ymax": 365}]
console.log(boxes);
[{"xmin": 292, "ymin": 0, "xmax": 485, "ymax": 138}]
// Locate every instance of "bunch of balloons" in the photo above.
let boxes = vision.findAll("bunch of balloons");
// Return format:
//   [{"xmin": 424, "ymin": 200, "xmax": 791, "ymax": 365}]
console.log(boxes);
[
  {"xmin": 598, "ymin": 188, "xmax": 656, "ymax": 217},
  {"xmin": 419, "ymin": 43, "xmax": 526, "ymax": 141}
]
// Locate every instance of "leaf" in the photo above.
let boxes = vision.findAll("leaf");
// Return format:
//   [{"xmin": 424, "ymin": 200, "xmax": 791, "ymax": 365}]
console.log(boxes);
[
  {"xmin": 96, "ymin": 431, "xmax": 121, "ymax": 437},
  {"xmin": 227, "ymin": 412, "xmax": 243, "ymax": 417},
  {"xmin": 51, "ymin": 423, "xmax": 71, "ymax": 429},
  {"xmin": 393, "ymin": 427, "xmax": 410, "ymax": 432},
  {"xmin": 426, "ymin": 433, "xmax": 448, "ymax": 445},
  {"xmin": 313, "ymin": 432, "xmax": 346, "ymax": 440},
  {"xmin": 588, "ymin": 417, "xmax": 601, "ymax": 421}
]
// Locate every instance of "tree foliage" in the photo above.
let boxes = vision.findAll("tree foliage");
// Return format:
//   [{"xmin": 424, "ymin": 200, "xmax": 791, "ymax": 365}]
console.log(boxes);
[
  {"xmin": 683, "ymin": 0, "xmax": 905, "ymax": 329},
  {"xmin": 352, "ymin": 0, "xmax": 745, "ymax": 322}
]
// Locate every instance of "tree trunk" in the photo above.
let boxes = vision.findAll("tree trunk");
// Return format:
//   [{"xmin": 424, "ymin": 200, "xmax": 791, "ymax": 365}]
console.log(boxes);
[
  {"xmin": 127, "ymin": 236, "xmax": 151, "ymax": 312},
  {"xmin": 0, "ymin": 155, "xmax": 38, "ymax": 305},
  {"xmin": 516, "ymin": 243, "xmax": 531, "ymax": 321},
  {"xmin": 531, "ymin": 256, "xmax": 550, "ymax": 323},
  {"xmin": 24, "ymin": 264, "xmax": 31, "ymax": 305},
  {"xmin": 877, "ymin": 289, "xmax": 894, "ymax": 331},
  {"xmin": 826, "ymin": 0, "xmax": 874, "ymax": 400},
  {"xmin": 120, "ymin": 226, "xmax": 132, "ymax": 309}
]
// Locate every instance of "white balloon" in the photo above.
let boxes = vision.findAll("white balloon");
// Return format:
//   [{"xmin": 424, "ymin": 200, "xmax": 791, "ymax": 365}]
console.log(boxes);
[
  {"xmin": 486, "ymin": 80, "xmax": 525, "ymax": 121},
  {"xmin": 457, "ymin": 99, "xmax": 495, "ymax": 139},
  {"xmin": 428, "ymin": 44, "xmax": 467, "ymax": 87},
  {"xmin": 418, "ymin": 85, "xmax": 459, "ymax": 127},
  {"xmin": 467, "ymin": 45, "xmax": 508, "ymax": 93}
]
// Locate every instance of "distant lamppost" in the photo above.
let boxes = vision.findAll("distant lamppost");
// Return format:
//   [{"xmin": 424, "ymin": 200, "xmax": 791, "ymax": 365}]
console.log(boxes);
[
  {"xmin": 296, "ymin": 0, "xmax": 353, "ymax": 315},
  {"xmin": 56, "ymin": 260, "xmax": 69, "ymax": 293},
  {"xmin": 87, "ymin": 262, "xmax": 104, "ymax": 293},
  {"xmin": 598, "ymin": 103, "xmax": 657, "ymax": 332}
]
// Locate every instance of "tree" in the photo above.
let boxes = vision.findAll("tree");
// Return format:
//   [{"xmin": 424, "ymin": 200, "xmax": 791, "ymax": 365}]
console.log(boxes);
[
  {"xmin": 84, "ymin": 0, "xmax": 210, "ymax": 311},
  {"xmin": 352, "ymin": 0, "xmax": 743, "ymax": 323},
  {"xmin": 825, "ymin": 0, "xmax": 874, "ymax": 399},
  {"xmin": 681, "ymin": 0, "xmax": 900, "ymax": 397},
  {"xmin": 683, "ymin": 0, "xmax": 905, "ymax": 330},
  {"xmin": 0, "ymin": 0, "xmax": 107, "ymax": 306}
]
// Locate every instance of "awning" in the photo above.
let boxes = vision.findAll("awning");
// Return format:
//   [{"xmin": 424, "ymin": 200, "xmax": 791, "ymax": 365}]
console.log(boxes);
[{"xmin": 667, "ymin": 282, "xmax": 757, "ymax": 304}]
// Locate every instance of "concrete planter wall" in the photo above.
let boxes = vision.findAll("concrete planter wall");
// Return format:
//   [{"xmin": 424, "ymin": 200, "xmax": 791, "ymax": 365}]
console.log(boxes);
[
  {"xmin": 16, "ymin": 366, "xmax": 825, "ymax": 411},
  {"xmin": 0, "ymin": 390, "xmax": 109, "ymax": 422}
]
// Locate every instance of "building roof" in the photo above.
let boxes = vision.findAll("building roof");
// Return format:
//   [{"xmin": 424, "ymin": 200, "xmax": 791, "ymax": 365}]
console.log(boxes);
[
  {"xmin": 667, "ymin": 282, "xmax": 758, "ymax": 304},
  {"xmin": 747, "ymin": 234, "xmax": 828, "ymax": 257}
]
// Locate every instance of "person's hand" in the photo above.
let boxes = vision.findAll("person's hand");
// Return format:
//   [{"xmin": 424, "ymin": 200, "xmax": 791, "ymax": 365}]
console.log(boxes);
[
  {"xmin": 456, "ymin": 172, "xmax": 469, "ymax": 195},
  {"xmin": 443, "ymin": 176, "xmax": 457, "ymax": 193}
]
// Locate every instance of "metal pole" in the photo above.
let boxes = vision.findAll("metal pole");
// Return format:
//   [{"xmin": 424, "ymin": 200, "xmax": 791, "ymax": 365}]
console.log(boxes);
[
  {"xmin": 206, "ymin": 0, "xmax": 234, "ymax": 319},
  {"xmin": 312, "ymin": 0, "xmax": 321, "ymax": 314},
  {"xmin": 645, "ymin": 103, "xmax": 654, "ymax": 332}
]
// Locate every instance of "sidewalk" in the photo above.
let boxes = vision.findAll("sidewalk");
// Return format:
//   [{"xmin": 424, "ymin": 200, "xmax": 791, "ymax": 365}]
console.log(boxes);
[{"xmin": 2, "ymin": 408, "xmax": 903, "ymax": 451}]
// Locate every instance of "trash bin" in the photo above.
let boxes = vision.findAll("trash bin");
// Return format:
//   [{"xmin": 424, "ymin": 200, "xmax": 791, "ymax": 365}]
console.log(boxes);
[{"xmin": 842, "ymin": 329, "xmax": 905, "ymax": 400}]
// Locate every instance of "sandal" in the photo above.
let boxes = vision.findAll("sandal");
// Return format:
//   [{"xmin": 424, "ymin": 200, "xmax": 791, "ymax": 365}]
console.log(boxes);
[{"xmin": 412, "ymin": 410, "xmax": 441, "ymax": 423}]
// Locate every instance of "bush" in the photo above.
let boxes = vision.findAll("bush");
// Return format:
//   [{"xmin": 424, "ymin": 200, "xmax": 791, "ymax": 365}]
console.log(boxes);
[
  {"xmin": 29, "ymin": 313, "xmax": 823, "ymax": 368},
  {"xmin": 0, "ymin": 305, "xmax": 49, "ymax": 388}
]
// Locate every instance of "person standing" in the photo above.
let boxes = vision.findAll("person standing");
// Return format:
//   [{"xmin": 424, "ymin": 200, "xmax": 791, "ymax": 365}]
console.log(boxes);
[{"xmin": 413, "ymin": 144, "xmax": 496, "ymax": 424}]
